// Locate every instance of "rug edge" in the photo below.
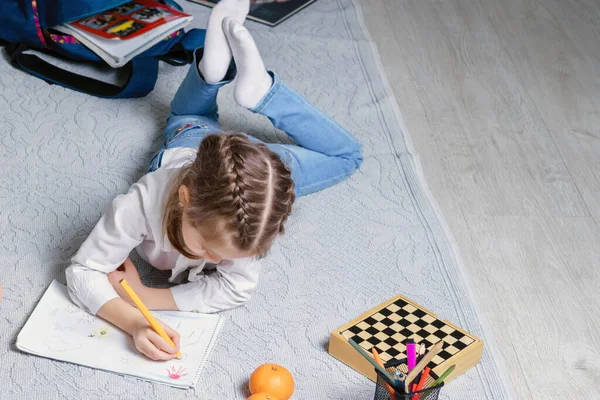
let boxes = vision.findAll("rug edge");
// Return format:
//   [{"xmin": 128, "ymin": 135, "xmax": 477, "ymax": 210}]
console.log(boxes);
[{"xmin": 344, "ymin": 1, "xmax": 517, "ymax": 398}]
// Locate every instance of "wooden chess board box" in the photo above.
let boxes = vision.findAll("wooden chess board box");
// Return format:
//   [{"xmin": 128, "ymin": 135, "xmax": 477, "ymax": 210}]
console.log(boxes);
[{"xmin": 329, "ymin": 295, "xmax": 483, "ymax": 383}]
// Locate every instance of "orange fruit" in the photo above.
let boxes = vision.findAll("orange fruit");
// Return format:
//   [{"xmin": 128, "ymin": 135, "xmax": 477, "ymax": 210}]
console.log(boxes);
[
  {"xmin": 248, "ymin": 394, "xmax": 280, "ymax": 400},
  {"xmin": 249, "ymin": 363, "xmax": 294, "ymax": 400}
]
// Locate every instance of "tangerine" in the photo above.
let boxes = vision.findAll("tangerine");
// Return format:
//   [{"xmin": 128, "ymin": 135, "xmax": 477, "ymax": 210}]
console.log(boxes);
[
  {"xmin": 249, "ymin": 363, "xmax": 294, "ymax": 400},
  {"xmin": 248, "ymin": 393, "xmax": 280, "ymax": 400}
]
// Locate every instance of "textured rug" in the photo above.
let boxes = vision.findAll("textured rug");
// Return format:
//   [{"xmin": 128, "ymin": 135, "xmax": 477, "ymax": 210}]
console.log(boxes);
[{"xmin": 0, "ymin": 1, "xmax": 513, "ymax": 399}]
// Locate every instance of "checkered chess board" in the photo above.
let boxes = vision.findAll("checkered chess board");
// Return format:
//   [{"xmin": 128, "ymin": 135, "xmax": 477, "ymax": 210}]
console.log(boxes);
[{"xmin": 340, "ymin": 297, "xmax": 476, "ymax": 368}]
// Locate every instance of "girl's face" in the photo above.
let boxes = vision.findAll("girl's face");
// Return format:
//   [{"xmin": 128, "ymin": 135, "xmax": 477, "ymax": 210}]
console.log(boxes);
[
  {"xmin": 178, "ymin": 184, "xmax": 255, "ymax": 263},
  {"xmin": 181, "ymin": 215, "xmax": 253, "ymax": 263}
]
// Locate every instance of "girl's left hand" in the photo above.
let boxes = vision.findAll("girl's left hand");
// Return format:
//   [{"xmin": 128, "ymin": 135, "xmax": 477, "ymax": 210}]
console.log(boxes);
[{"xmin": 108, "ymin": 258, "xmax": 144, "ymax": 306}]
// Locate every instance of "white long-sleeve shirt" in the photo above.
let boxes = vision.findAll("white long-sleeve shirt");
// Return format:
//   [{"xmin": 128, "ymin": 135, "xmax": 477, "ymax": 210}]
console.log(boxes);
[{"xmin": 65, "ymin": 147, "xmax": 261, "ymax": 315}]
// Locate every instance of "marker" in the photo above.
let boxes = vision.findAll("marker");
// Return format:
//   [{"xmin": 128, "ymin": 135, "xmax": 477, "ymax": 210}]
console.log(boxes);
[
  {"xmin": 120, "ymin": 279, "xmax": 181, "ymax": 359},
  {"xmin": 394, "ymin": 370, "xmax": 403, "ymax": 386},
  {"xmin": 393, "ymin": 370, "xmax": 408, "ymax": 393},
  {"xmin": 371, "ymin": 347, "xmax": 385, "ymax": 367},
  {"xmin": 371, "ymin": 347, "xmax": 397, "ymax": 400},
  {"xmin": 406, "ymin": 338, "xmax": 417, "ymax": 371}
]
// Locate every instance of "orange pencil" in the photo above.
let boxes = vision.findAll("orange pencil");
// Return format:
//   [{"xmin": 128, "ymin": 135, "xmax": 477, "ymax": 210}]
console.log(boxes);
[
  {"xmin": 412, "ymin": 367, "xmax": 430, "ymax": 400},
  {"xmin": 410, "ymin": 383, "xmax": 419, "ymax": 400},
  {"xmin": 416, "ymin": 367, "xmax": 430, "ymax": 390},
  {"xmin": 371, "ymin": 348, "xmax": 396, "ymax": 400}
]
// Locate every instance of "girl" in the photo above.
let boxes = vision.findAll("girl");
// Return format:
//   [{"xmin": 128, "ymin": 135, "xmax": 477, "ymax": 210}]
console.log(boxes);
[{"xmin": 66, "ymin": 0, "xmax": 362, "ymax": 361}]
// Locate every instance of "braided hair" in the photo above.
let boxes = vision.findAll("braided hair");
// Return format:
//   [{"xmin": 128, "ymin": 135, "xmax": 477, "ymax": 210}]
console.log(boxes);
[{"xmin": 164, "ymin": 134, "xmax": 295, "ymax": 259}]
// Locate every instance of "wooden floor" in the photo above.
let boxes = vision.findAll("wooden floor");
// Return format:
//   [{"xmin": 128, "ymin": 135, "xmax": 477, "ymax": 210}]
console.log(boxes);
[{"xmin": 356, "ymin": 0, "xmax": 600, "ymax": 398}]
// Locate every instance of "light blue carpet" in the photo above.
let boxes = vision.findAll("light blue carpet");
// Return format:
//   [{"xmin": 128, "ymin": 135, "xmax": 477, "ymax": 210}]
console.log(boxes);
[{"xmin": 0, "ymin": 1, "xmax": 512, "ymax": 398}]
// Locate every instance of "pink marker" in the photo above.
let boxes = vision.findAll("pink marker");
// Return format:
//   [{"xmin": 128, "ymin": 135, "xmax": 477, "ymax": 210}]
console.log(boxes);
[{"xmin": 406, "ymin": 339, "xmax": 417, "ymax": 371}]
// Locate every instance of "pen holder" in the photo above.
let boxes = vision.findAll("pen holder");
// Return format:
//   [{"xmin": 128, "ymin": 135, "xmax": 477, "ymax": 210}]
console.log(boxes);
[{"xmin": 373, "ymin": 359, "xmax": 444, "ymax": 400}]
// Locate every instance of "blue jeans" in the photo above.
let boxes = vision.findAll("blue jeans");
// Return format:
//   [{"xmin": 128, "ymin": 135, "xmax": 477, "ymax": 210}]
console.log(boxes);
[{"xmin": 148, "ymin": 49, "xmax": 363, "ymax": 196}]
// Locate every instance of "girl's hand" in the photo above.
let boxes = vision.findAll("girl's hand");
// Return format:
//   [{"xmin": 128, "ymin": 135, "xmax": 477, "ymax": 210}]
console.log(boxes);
[
  {"xmin": 131, "ymin": 319, "xmax": 181, "ymax": 361},
  {"xmin": 108, "ymin": 258, "xmax": 144, "ymax": 306}
]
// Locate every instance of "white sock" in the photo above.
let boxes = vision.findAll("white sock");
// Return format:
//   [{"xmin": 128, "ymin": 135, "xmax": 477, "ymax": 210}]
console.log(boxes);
[
  {"xmin": 199, "ymin": 0, "xmax": 249, "ymax": 84},
  {"xmin": 223, "ymin": 18, "xmax": 273, "ymax": 109}
]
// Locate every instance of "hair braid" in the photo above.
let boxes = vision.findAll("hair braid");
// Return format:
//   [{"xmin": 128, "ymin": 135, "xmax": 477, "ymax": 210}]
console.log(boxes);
[
  {"xmin": 222, "ymin": 136, "xmax": 255, "ymax": 248},
  {"xmin": 278, "ymin": 173, "xmax": 296, "ymax": 233},
  {"xmin": 164, "ymin": 133, "xmax": 296, "ymax": 258}
]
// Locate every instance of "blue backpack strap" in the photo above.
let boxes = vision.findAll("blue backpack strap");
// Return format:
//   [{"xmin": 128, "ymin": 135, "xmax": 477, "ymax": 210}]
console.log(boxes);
[
  {"xmin": 7, "ymin": 43, "xmax": 159, "ymax": 98},
  {"xmin": 178, "ymin": 29, "xmax": 206, "ymax": 51},
  {"xmin": 158, "ymin": 28, "xmax": 206, "ymax": 66}
]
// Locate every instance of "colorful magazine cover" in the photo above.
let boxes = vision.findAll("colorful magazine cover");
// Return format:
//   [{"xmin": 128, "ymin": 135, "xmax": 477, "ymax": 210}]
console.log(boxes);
[{"xmin": 72, "ymin": 0, "xmax": 191, "ymax": 40}]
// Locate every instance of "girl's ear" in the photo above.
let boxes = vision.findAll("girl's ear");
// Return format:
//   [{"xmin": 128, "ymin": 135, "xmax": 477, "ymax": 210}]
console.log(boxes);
[{"xmin": 178, "ymin": 185, "xmax": 191, "ymax": 208}]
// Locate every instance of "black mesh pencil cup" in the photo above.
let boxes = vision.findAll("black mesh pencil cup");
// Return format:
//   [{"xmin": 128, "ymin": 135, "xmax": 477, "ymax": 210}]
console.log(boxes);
[{"xmin": 373, "ymin": 359, "xmax": 444, "ymax": 400}]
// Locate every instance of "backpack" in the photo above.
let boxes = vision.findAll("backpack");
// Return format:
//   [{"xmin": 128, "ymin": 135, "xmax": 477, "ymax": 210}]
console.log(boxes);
[{"xmin": 0, "ymin": 0, "xmax": 206, "ymax": 98}]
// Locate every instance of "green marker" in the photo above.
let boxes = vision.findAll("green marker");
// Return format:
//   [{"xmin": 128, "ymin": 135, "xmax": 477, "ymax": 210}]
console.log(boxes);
[{"xmin": 431, "ymin": 365, "xmax": 456, "ymax": 387}]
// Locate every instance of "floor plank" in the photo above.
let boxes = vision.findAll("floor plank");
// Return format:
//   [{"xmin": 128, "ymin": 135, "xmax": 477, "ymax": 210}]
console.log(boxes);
[
  {"xmin": 357, "ymin": 0, "xmax": 600, "ymax": 398},
  {"xmin": 448, "ymin": 214, "xmax": 600, "ymax": 399},
  {"xmin": 368, "ymin": 0, "xmax": 588, "ymax": 218},
  {"xmin": 482, "ymin": 0, "xmax": 600, "ymax": 223}
]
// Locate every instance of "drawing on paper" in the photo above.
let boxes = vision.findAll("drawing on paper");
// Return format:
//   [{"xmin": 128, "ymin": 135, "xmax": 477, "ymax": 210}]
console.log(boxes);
[
  {"xmin": 179, "ymin": 327, "xmax": 206, "ymax": 346},
  {"xmin": 64, "ymin": 304, "xmax": 94, "ymax": 323},
  {"xmin": 77, "ymin": 313, "xmax": 96, "ymax": 325},
  {"xmin": 54, "ymin": 322, "xmax": 78, "ymax": 332},
  {"xmin": 88, "ymin": 327, "xmax": 110, "ymax": 338},
  {"xmin": 17, "ymin": 281, "xmax": 223, "ymax": 388},
  {"xmin": 66, "ymin": 304, "xmax": 82, "ymax": 313},
  {"xmin": 166, "ymin": 365, "xmax": 188, "ymax": 379},
  {"xmin": 45, "ymin": 336, "xmax": 83, "ymax": 352}
]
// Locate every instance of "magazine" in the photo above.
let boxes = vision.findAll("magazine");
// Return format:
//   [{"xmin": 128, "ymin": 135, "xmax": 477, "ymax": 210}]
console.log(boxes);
[
  {"xmin": 55, "ymin": 1, "xmax": 193, "ymax": 68},
  {"xmin": 189, "ymin": 0, "xmax": 318, "ymax": 27}
]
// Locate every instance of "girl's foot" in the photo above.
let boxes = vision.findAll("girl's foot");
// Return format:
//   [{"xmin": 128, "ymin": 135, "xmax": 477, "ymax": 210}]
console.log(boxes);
[
  {"xmin": 199, "ymin": 0, "xmax": 250, "ymax": 84},
  {"xmin": 223, "ymin": 18, "xmax": 273, "ymax": 109}
]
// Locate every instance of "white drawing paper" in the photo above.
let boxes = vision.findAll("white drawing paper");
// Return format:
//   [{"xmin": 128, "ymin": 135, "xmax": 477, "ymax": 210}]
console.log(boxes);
[{"xmin": 16, "ymin": 280, "xmax": 223, "ymax": 388}]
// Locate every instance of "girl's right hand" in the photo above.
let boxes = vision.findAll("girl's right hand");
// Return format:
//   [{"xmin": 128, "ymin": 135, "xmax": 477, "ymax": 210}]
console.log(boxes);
[{"xmin": 131, "ymin": 320, "xmax": 181, "ymax": 361}]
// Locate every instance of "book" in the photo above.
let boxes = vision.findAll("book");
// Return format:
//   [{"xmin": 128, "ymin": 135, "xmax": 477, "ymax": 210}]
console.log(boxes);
[
  {"xmin": 16, "ymin": 280, "xmax": 223, "ymax": 388},
  {"xmin": 55, "ymin": 1, "xmax": 193, "ymax": 68},
  {"xmin": 189, "ymin": 0, "xmax": 318, "ymax": 27}
]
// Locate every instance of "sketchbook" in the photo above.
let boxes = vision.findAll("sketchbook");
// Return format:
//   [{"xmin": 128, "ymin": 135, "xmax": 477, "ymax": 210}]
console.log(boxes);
[{"xmin": 16, "ymin": 280, "xmax": 223, "ymax": 388}]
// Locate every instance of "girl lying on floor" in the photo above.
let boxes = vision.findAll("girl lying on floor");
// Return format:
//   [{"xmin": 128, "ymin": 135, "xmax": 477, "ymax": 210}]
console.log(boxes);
[{"xmin": 66, "ymin": 0, "xmax": 362, "ymax": 361}]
